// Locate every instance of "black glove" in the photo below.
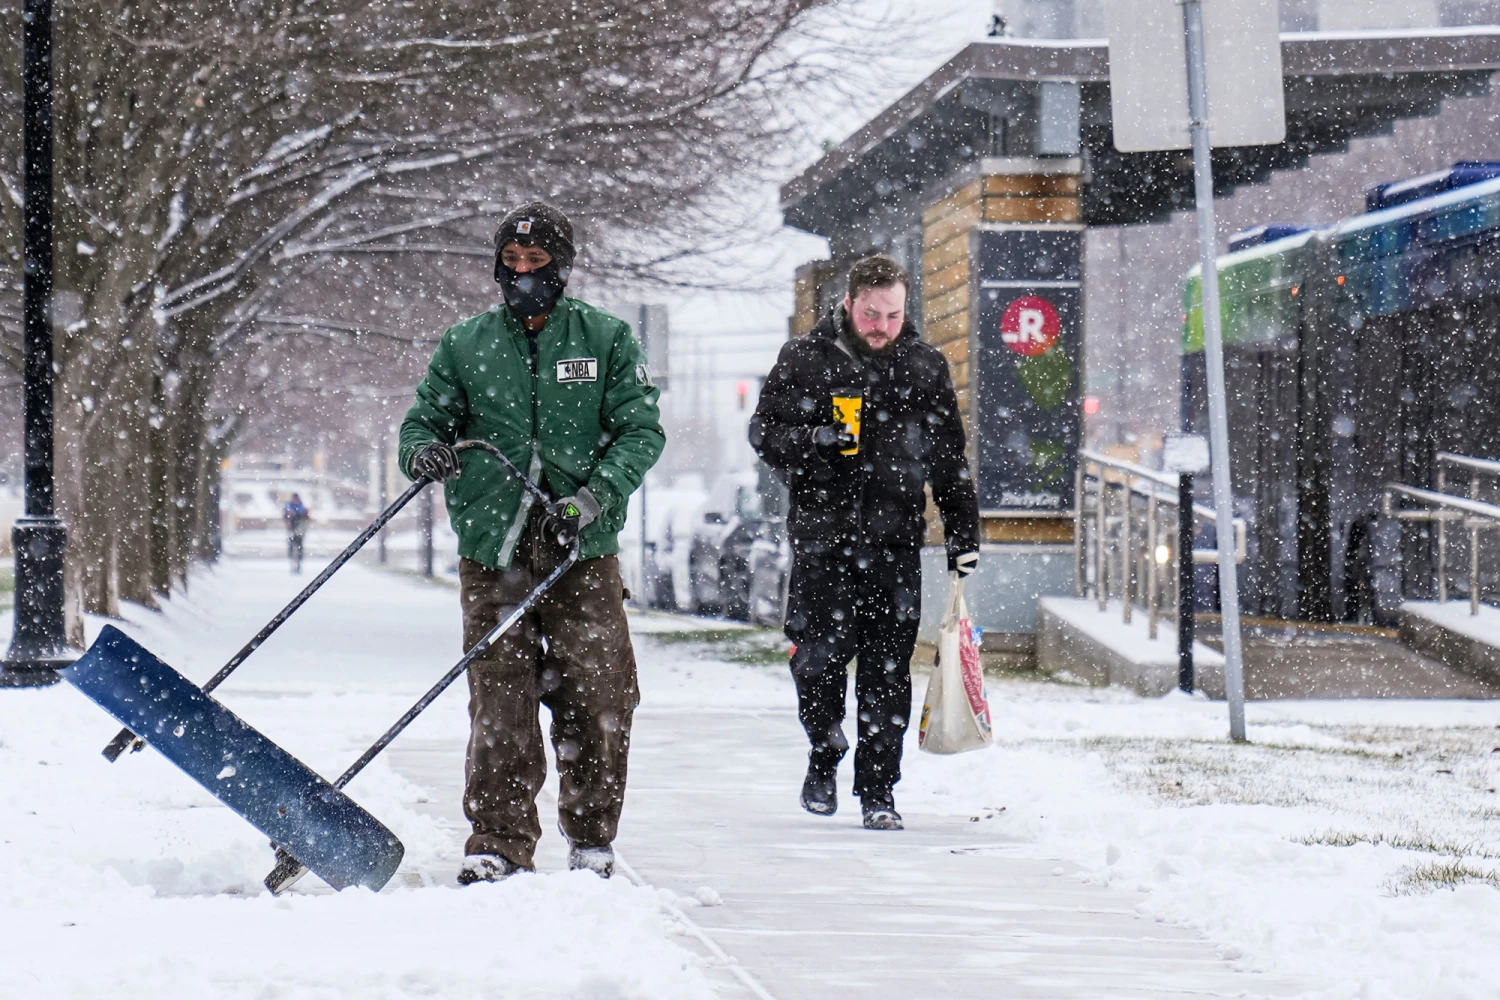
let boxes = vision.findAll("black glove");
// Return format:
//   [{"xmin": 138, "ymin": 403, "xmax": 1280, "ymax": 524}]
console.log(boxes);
[
  {"xmin": 542, "ymin": 487, "xmax": 601, "ymax": 547},
  {"xmin": 409, "ymin": 442, "xmax": 462, "ymax": 482},
  {"xmin": 810, "ymin": 424, "xmax": 857, "ymax": 460},
  {"xmin": 949, "ymin": 548, "xmax": 979, "ymax": 578}
]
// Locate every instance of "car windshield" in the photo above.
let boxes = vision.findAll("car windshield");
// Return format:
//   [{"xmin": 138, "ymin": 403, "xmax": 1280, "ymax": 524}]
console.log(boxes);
[{"xmin": 734, "ymin": 486, "xmax": 762, "ymax": 520}]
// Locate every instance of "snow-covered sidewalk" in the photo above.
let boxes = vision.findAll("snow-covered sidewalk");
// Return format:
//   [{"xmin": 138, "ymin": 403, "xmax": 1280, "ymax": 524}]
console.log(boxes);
[
  {"xmin": 2, "ymin": 558, "xmax": 1499, "ymax": 998},
  {"xmin": 0, "ymin": 561, "xmax": 713, "ymax": 998}
]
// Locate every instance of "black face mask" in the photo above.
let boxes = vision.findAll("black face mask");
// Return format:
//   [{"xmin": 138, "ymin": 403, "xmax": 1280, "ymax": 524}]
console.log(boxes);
[{"xmin": 497, "ymin": 261, "xmax": 569, "ymax": 320}]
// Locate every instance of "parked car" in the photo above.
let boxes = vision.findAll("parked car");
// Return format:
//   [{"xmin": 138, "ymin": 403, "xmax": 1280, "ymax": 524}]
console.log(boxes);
[
  {"xmin": 639, "ymin": 539, "xmax": 677, "ymax": 610},
  {"xmin": 617, "ymin": 479, "xmax": 709, "ymax": 611},
  {"xmin": 746, "ymin": 527, "xmax": 791, "ymax": 627},
  {"xmin": 685, "ymin": 467, "xmax": 788, "ymax": 620}
]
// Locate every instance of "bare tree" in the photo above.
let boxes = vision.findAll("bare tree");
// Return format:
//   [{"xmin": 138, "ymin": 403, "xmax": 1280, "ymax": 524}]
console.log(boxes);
[{"xmin": 0, "ymin": 0, "xmax": 866, "ymax": 634}]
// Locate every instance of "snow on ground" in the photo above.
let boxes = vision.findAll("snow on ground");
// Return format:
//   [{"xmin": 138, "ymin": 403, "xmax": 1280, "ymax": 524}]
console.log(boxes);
[
  {"xmin": 895, "ymin": 673, "xmax": 1500, "ymax": 1000},
  {"xmin": 1404, "ymin": 598, "xmax": 1500, "ymax": 647},
  {"xmin": 618, "ymin": 609, "xmax": 1500, "ymax": 998},
  {"xmin": 0, "ymin": 560, "xmax": 715, "ymax": 999},
  {"xmin": 3, "ymin": 555, "xmax": 1499, "ymax": 998}
]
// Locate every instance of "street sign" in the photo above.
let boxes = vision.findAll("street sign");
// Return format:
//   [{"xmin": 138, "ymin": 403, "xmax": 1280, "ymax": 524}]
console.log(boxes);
[
  {"xmin": 1162, "ymin": 433, "xmax": 1210, "ymax": 474},
  {"xmin": 1104, "ymin": 0, "xmax": 1285, "ymax": 152},
  {"xmin": 1000, "ymin": 296, "xmax": 1061, "ymax": 356}
]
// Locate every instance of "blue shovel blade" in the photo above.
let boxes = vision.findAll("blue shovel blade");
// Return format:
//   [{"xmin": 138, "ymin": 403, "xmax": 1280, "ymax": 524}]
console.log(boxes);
[{"xmin": 66, "ymin": 625, "xmax": 404, "ymax": 892}]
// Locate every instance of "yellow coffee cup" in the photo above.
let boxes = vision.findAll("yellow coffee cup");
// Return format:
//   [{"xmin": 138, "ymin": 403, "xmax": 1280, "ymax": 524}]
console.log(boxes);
[{"xmin": 832, "ymin": 391, "xmax": 862, "ymax": 455}]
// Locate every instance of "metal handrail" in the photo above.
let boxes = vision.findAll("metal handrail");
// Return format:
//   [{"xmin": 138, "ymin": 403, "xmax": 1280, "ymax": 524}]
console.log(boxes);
[
  {"xmin": 1077, "ymin": 450, "xmax": 1246, "ymax": 559},
  {"xmin": 1384, "ymin": 483, "xmax": 1500, "ymax": 523},
  {"xmin": 1383, "ymin": 481, "xmax": 1500, "ymax": 615},
  {"xmin": 1437, "ymin": 452, "xmax": 1500, "ymax": 478},
  {"xmin": 1075, "ymin": 450, "xmax": 1245, "ymax": 640},
  {"xmin": 1437, "ymin": 455, "xmax": 1500, "ymax": 607},
  {"xmin": 1079, "ymin": 448, "xmax": 1178, "ymax": 489}
]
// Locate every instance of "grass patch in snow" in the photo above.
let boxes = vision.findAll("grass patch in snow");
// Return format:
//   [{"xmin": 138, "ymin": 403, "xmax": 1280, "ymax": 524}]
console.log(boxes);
[
  {"xmin": 1387, "ymin": 859, "xmax": 1500, "ymax": 895},
  {"xmin": 641, "ymin": 626, "xmax": 791, "ymax": 666},
  {"xmin": 1076, "ymin": 728, "xmax": 1500, "ymax": 861},
  {"xmin": 1294, "ymin": 827, "xmax": 1500, "ymax": 859}
]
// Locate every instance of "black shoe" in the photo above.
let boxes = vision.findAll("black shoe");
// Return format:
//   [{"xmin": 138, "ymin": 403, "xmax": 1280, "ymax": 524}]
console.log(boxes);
[
  {"xmin": 567, "ymin": 843, "xmax": 615, "ymax": 878},
  {"xmin": 457, "ymin": 853, "xmax": 525, "ymax": 885},
  {"xmin": 800, "ymin": 740, "xmax": 846, "ymax": 816},
  {"xmin": 801, "ymin": 768, "xmax": 838, "ymax": 816},
  {"xmin": 861, "ymin": 794, "xmax": 903, "ymax": 831}
]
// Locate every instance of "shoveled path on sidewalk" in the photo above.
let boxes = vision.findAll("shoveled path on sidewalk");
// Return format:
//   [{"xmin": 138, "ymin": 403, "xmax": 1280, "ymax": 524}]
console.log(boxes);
[{"xmin": 384, "ymin": 608, "xmax": 1305, "ymax": 1000}]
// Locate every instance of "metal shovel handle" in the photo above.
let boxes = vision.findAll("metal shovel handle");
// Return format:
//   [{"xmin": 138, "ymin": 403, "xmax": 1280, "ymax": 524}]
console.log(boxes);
[
  {"xmin": 101, "ymin": 476, "xmax": 435, "ymax": 762},
  {"xmin": 453, "ymin": 438, "xmax": 555, "ymax": 511},
  {"xmin": 265, "ymin": 545, "xmax": 578, "ymax": 894},
  {"xmin": 103, "ymin": 439, "xmax": 550, "ymax": 763}
]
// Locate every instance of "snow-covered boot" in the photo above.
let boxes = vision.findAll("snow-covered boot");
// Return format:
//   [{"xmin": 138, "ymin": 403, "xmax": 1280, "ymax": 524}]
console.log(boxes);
[
  {"xmin": 861, "ymin": 793, "xmax": 903, "ymax": 831},
  {"xmin": 457, "ymin": 853, "xmax": 524, "ymax": 885},
  {"xmin": 568, "ymin": 843, "xmax": 615, "ymax": 878},
  {"xmin": 800, "ymin": 745, "xmax": 843, "ymax": 816}
]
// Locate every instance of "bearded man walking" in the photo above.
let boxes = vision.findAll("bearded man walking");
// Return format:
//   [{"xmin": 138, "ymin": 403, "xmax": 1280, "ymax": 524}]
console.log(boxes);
[
  {"xmin": 400, "ymin": 203, "xmax": 663, "ymax": 882},
  {"xmin": 750, "ymin": 254, "xmax": 980, "ymax": 830}
]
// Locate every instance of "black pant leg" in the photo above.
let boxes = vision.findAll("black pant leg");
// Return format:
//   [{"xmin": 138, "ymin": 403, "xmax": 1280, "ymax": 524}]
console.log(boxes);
[
  {"xmin": 787, "ymin": 540, "xmax": 858, "ymax": 771},
  {"xmin": 851, "ymin": 547, "xmax": 923, "ymax": 799}
]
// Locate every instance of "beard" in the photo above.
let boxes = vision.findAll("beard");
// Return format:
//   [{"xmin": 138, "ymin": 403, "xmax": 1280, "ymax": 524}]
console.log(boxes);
[{"xmin": 852, "ymin": 331, "xmax": 899, "ymax": 356}]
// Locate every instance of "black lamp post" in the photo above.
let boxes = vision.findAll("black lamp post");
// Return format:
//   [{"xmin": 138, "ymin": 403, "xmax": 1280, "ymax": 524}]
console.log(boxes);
[{"xmin": 2, "ymin": 0, "xmax": 73, "ymax": 687}]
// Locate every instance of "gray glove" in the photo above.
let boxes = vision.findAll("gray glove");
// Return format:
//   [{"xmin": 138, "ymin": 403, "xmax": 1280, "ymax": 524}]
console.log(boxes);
[
  {"xmin": 811, "ymin": 424, "xmax": 857, "ymax": 460},
  {"xmin": 543, "ymin": 486, "xmax": 601, "ymax": 547},
  {"xmin": 409, "ymin": 442, "xmax": 462, "ymax": 482}
]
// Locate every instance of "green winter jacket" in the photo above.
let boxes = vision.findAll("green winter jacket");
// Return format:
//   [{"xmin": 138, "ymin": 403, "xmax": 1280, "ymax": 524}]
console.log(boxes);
[{"xmin": 398, "ymin": 297, "xmax": 664, "ymax": 569}]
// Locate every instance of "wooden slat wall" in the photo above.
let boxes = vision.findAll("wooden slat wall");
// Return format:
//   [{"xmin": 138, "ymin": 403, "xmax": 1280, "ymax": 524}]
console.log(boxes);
[
  {"xmin": 790, "ymin": 259, "xmax": 841, "ymax": 338},
  {"xmin": 921, "ymin": 180, "xmax": 979, "ymax": 403},
  {"xmin": 923, "ymin": 513, "xmax": 1075, "ymax": 545}
]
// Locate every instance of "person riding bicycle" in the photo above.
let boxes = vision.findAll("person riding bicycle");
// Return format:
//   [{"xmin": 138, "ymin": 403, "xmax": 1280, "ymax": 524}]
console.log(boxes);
[{"xmin": 283, "ymin": 493, "xmax": 310, "ymax": 574}]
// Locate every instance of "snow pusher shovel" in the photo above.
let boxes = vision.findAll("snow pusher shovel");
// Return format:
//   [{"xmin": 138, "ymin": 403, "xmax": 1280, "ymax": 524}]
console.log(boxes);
[
  {"xmin": 63, "ymin": 438, "xmax": 569, "ymax": 894},
  {"xmin": 100, "ymin": 475, "xmax": 435, "ymax": 763},
  {"xmin": 68, "ymin": 626, "xmax": 406, "ymax": 891}
]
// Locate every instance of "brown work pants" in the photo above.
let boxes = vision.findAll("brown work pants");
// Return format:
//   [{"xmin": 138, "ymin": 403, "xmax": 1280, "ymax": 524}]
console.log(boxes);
[{"xmin": 458, "ymin": 527, "xmax": 639, "ymax": 870}]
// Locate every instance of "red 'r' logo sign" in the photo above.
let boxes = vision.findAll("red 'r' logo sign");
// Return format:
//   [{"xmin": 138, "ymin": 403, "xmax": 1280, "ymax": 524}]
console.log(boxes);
[{"xmin": 1000, "ymin": 296, "xmax": 1060, "ymax": 356}]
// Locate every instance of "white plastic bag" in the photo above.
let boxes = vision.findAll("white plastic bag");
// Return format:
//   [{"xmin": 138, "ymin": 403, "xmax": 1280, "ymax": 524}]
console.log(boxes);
[{"xmin": 918, "ymin": 575, "xmax": 993, "ymax": 754}]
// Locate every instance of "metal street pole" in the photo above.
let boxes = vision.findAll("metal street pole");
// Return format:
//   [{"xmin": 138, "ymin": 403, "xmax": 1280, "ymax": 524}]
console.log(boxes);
[
  {"xmin": 639, "ymin": 475, "xmax": 648, "ymax": 606},
  {"xmin": 1182, "ymin": 0, "xmax": 1247, "ymax": 740},
  {"xmin": 1177, "ymin": 471, "xmax": 1195, "ymax": 692},
  {"xmin": 2, "ymin": 0, "xmax": 73, "ymax": 687}
]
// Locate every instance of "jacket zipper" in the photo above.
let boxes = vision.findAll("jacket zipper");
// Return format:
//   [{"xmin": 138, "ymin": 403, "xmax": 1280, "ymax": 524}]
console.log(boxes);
[
  {"xmin": 851, "ymin": 355, "xmax": 867, "ymax": 546},
  {"xmin": 528, "ymin": 335, "xmax": 539, "ymax": 567},
  {"xmin": 497, "ymin": 318, "xmax": 543, "ymax": 569}
]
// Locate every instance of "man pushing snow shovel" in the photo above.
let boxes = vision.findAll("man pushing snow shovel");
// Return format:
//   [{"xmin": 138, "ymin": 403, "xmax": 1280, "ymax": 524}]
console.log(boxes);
[{"xmin": 400, "ymin": 203, "xmax": 663, "ymax": 884}]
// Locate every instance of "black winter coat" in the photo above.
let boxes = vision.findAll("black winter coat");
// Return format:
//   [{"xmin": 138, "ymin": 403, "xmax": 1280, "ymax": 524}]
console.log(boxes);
[{"xmin": 749, "ymin": 308, "xmax": 980, "ymax": 560}]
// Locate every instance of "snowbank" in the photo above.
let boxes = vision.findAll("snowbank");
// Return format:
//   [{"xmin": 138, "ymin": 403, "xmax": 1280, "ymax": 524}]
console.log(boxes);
[{"xmin": 903, "ymin": 681, "xmax": 1500, "ymax": 999}]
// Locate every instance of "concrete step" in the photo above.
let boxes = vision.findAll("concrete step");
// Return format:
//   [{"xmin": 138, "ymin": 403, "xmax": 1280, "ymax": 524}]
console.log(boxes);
[
  {"xmin": 1399, "ymin": 600, "xmax": 1500, "ymax": 688},
  {"xmin": 1036, "ymin": 597, "xmax": 1225, "ymax": 697},
  {"xmin": 1038, "ymin": 597, "xmax": 1500, "ymax": 699},
  {"xmin": 1195, "ymin": 616, "xmax": 1500, "ymax": 700}
]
